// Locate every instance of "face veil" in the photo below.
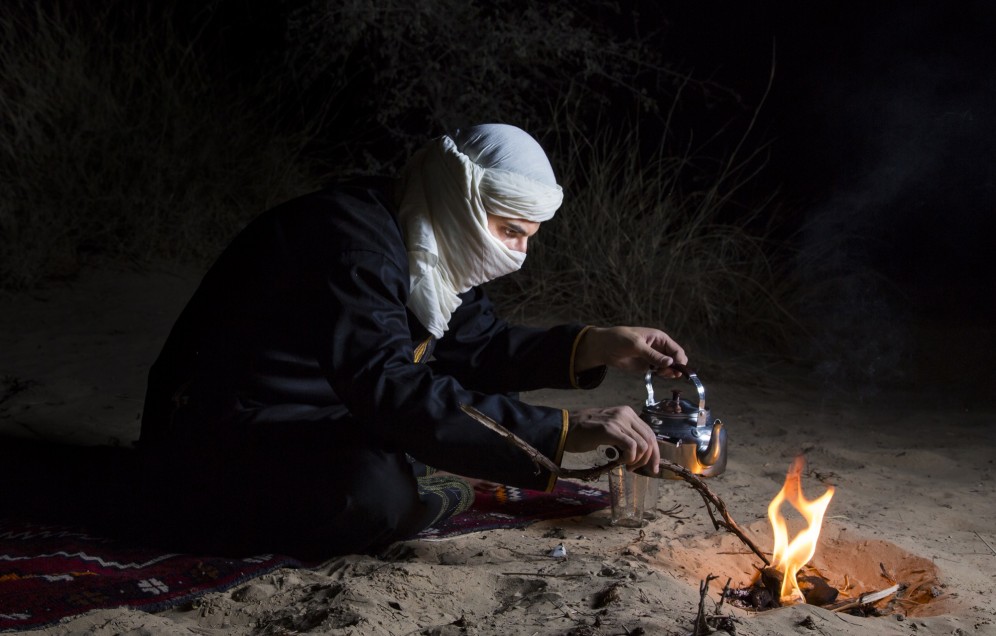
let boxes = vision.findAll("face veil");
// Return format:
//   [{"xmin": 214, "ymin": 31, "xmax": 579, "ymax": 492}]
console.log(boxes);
[{"xmin": 398, "ymin": 125, "xmax": 563, "ymax": 338}]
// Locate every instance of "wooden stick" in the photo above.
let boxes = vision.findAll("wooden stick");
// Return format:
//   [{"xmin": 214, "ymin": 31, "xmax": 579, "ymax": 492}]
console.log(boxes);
[
  {"xmin": 459, "ymin": 403, "xmax": 770, "ymax": 566},
  {"xmin": 693, "ymin": 574, "xmax": 718, "ymax": 636},
  {"xmin": 460, "ymin": 404, "xmax": 627, "ymax": 481},
  {"xmin": 657, "ymin": 456, "xmax": 770, "ymax": 566},
  {"xmin": 500, "ymin": 572, "xmax": 590, "ymax": 578},
  {"xmin": 825, "ymin": 584, "xmax": 901, "ymax": 612},
  {"xmin": 975, "ymin": 531, "xmax": 996, "ymax": 556}
]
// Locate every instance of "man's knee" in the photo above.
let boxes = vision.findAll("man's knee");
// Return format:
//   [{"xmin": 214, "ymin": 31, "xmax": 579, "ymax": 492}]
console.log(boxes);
[{"xmin": 315, "ymin": 449, "xmax": 428, "ymax": 553}]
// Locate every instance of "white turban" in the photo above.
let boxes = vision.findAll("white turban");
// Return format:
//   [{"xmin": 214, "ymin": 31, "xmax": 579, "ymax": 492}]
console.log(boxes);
[{"xmin": 398, "ymin": 124, "xmax": 563, "ymax": 338}]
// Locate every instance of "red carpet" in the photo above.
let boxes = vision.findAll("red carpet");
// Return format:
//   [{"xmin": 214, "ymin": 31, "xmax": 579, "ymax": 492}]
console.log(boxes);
[
  {"xmin": 0, "ymin": 521, "xmax": 303, "ymax": 632},
  {"xmin": 0, "ymin": 480, "xmax": 607, "ymax": 631},
  {"xmin": 416, "ymin": 480, "xmax": 609, "ymax": 540}
]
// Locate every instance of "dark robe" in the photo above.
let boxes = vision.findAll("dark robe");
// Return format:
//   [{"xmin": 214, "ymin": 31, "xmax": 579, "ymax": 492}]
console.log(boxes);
[{"xmin": 138, "ymin": 178, "xmax": 604, "ymax": 559}]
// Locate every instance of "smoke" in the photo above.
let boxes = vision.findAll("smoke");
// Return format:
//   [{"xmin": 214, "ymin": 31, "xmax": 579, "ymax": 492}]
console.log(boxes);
[{"xmin": 792, "ymin": 2, "xmax": 996, "ymax": 391}]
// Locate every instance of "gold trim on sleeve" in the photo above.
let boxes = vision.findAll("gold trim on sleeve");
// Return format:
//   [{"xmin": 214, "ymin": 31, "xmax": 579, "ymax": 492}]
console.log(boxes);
[
  {"xmin": 413, "ymin": 337, "xmax": 431, "ymax": 363},
  {"xmin": 545, "ymin": 409, "xmax": 570, "ymax": 492},
  {"xmin": 568, "ymin": 326, "xmax": 593, "ymax": 388}
]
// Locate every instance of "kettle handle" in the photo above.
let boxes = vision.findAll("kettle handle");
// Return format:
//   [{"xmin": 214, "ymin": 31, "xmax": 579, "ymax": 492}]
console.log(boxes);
[{"xmin": 644, "ymin": 364, "xmax": 707, "ymax": 421}]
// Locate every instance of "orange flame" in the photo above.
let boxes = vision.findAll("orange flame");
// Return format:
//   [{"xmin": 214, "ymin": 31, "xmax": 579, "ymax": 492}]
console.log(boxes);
[{"xmin": 767, "ymin": 456, "xmax": 835, "ymax": 602}]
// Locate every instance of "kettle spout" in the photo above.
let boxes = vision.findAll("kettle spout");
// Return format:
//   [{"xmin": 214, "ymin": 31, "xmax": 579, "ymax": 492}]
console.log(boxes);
[{"xmin": 696, "ymin": 420, "xmax": 726, "ymax": 467}]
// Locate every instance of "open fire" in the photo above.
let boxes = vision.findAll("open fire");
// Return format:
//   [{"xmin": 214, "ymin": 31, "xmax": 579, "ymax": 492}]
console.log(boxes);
[
  {"xmin": 650, "ymin": 451, "xmax": 950, "ymax": 625},
  {"xmin": 725, "ymin": 455, "xmax": 844, "ymax": 610},
  {"xmin": 718, "ymin": 455, "xmax": 947, "ymax": 618},
  {"xmin": 766, "ymin": 455, "xmax": 835, "ymax": 604}
]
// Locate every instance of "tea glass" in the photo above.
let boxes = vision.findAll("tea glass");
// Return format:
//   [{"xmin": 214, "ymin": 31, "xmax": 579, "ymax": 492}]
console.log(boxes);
[{"xmin": 608, "ymin": 464, "xmax": 653, "ymax": 527}]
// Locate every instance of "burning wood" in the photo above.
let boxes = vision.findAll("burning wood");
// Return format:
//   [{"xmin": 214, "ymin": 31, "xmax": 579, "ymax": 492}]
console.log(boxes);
[
  {"xmin": 725, "ymin": 458, "xmax": 932, "ymax": 619},
  {"xmin": 726, "ymin": 572, "xmax": 905, "ymax": 615},
  {"xmin": 766, "ymin": 456, "xmax": 835, "ymax": 603},
  {"xmin": 725, "ymin": 456, "xmax": 840, "ymax": 610}
]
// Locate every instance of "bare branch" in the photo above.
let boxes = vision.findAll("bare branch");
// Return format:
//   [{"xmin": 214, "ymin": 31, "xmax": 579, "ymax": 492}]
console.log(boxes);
[{"xmin": 459, "ymin": 403, "xmax": 769, "ymax": 566}]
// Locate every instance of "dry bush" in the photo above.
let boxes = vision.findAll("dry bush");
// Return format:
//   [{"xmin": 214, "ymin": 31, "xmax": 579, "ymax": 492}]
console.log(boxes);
[
  {"xmin": 487, "ymin": 122, "xmax": 798, "ymax": 356},
  {"xmin": 0, "ymin": 2, "xmax": 319, "ymax": 289},
  {"xmin": 282, "ymin": 0, "xmax": 689, "ymax": 170},
  {"xmin": 283, "ymin": 0, "xmax": 798, "ymax": 353},
  {"xmin": 0, "ymin": 1, "xmax": 799, "ymax": 364}
]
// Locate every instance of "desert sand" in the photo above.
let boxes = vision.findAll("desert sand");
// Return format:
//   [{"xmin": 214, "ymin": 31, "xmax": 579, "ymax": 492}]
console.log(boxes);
[{"xmin": 2, "ymin": 264, "xmax": 994, "ymax": 635}]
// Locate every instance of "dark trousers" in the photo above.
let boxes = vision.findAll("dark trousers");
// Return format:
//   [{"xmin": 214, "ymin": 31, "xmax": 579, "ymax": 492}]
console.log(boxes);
[{"xmin": 139, "ymin": 420, "xmax": 433, "ymax": 561}]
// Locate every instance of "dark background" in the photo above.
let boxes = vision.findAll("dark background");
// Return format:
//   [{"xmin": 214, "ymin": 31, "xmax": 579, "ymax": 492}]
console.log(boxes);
[
  {"xmin": 7, "ymin": 0, "xmax": 991, "ymax": 395},
  {"xmin": 657, "ymin": 1, "xmax": 995, "ymax": 320},
  {"xmin": 181, "ymin": 0, "xmax": 996, "ymax": 395},
  {"xmin": 190, "ymin": 0, "xmax": 996, "ymax": 320}
]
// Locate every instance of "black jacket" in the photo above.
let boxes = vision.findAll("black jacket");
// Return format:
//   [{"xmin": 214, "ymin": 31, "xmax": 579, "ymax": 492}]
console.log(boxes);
[{"xmin": 140, "ymin": 179, "xmax": 604, "ymax": 491}]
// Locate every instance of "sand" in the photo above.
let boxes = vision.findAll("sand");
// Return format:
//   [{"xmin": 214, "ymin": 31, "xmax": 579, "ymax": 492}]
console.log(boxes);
[{"xmin": 2, "ymin": 265, "xmax": 994, "ymax": 635}]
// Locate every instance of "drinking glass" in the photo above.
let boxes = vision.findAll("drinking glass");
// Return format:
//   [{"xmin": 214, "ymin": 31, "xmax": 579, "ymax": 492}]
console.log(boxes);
[{"xmin": 608, "ymin": 464, "xmax": 649, "ymax": 527}]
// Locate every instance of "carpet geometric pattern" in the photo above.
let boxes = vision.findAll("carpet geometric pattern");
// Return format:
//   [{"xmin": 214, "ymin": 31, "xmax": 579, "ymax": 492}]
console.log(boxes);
[
  {"xmin": 0, "ymin": 480, "xmax": 608, "ymax": 631},
  {"xmin": 416, "ymin": 479, "xmax": 609, "ymax": 540},
  {"xmin": 0, "ymin": 522, "xmax": 302, "ymax": 632}
]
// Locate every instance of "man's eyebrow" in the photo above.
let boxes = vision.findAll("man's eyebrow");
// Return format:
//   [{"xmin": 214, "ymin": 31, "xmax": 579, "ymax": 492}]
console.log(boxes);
[{"xmin": 504, "ymin": 221, "xmax": 529, "ymax": 234}]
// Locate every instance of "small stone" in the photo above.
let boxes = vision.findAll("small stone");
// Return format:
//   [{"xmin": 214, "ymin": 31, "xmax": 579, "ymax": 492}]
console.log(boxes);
[
  {"xmin": 797, "ymin": 616, "xmax": 818, "ymax": 630},
  {"xmin": 799, "ymin": 575, "xmax": 838, "ymax": 606}
]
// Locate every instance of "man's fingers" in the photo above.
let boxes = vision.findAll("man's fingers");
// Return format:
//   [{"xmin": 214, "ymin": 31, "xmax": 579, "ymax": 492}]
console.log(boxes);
[
  {"xmin": 618, "ymin": 417, "xmax": 658, "ymax": 473},
  {"xmin": 615, "ymin": 435, "xmax": 640, "ymax": 464},
  {"xmin": 609, "ymin": 421, "xmax": 646, "ymax": 464},
  {"xmin": 634, "ymin": 422, "xmax": 659, "ymax": 474},
  {"xmin": 647, "ymin": 331, "xmax": 687, "ymax": 365},
  {"xmin": 565, "ymin": 406, "xmax": 660, "ymax": 474},
  {"xmin": 658, "ymin": 366, "xmax": 682, "ymax": 379},
  {"xmin": 645, "ymin": 424, "xmax": 660, "ymax": 474},
  {"xmin": 634, "ymin": 337, "xmax": 672, "ymax": 369}
]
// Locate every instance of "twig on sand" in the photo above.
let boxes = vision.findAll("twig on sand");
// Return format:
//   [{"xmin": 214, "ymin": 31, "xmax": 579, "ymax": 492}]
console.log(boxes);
[
  {"xmin": 500, "ymin": 572, "xmax": 590, "ymax": 578},
  {"xmin": 693, "ymin": 575, "xmax": 718, "ymax": 636},
  {"xmin": 692, "ymin": 575, "xmax": 740, "ymax": 635},
  {"xmin": 825, "ymin": 584, "xmax": 901, "ymax": 613},
  {"xmin": 459, "ymin": 404, "xmax": 770, "ymax": 566},
  {"xmin": 975, "ymin": 531, "xmax": 996, "ymax": 556}
]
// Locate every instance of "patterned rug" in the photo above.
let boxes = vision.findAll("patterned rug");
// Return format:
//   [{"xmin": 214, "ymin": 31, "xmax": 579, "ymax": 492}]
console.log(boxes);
[
  {"xmin": 0, "ymin": 480, "xmax": 608, "ymax": 632},
  {"xmin": 0, "ymin": 521, "xmax": 304, "ymax": 632},
  {"xmin": 416, "ymin": 479, "xmax": 610, "ymax": 540}
]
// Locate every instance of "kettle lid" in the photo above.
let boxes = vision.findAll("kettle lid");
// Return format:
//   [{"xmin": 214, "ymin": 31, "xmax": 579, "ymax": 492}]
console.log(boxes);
[{"xmin": 644, "ymin": 365, "xmax": 708, "ymax": 428}]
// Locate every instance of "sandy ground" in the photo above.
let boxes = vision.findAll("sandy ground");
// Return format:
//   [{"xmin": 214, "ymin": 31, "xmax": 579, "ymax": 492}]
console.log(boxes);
[{"xmin": 2, "ymin": 265, "xmax": 995, "ymax": 636}]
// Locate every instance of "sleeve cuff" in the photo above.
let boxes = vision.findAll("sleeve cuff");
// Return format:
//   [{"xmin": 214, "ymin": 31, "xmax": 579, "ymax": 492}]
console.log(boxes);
[
  {"xmin": 544, "ymin": 409, "xmax": 570, "ymax": 492},
  {"xmin": 569, "ymin": 325, "xmax": 607, "ymax": 389}
]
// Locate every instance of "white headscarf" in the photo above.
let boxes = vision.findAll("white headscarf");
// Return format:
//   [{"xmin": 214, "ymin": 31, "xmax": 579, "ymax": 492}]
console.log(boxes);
[{"xmin": 398, "ymin": 124, "xmax": 563, "ymax": 338}]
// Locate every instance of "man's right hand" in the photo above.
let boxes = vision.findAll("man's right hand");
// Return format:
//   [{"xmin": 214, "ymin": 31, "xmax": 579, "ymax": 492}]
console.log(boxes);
[{"xmin": 565, "ymin": 406, "xmax": 659, "ymax": 474}]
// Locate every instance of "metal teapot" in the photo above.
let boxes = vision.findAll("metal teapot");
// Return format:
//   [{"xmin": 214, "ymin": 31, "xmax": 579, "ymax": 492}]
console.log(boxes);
[{"xmin": 635, "ymin": 365, "xmax": 727, "ymax": 479}]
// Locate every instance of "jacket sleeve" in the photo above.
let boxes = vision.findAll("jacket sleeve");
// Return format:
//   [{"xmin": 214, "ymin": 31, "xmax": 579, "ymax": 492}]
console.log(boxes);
[
  {"xmin": 312, "ymin": 249, "xmax": 568, "ymax": 490},
  {"xmin": 429, "ymin": 286, "xmax": 607, "ymax": 394}
]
